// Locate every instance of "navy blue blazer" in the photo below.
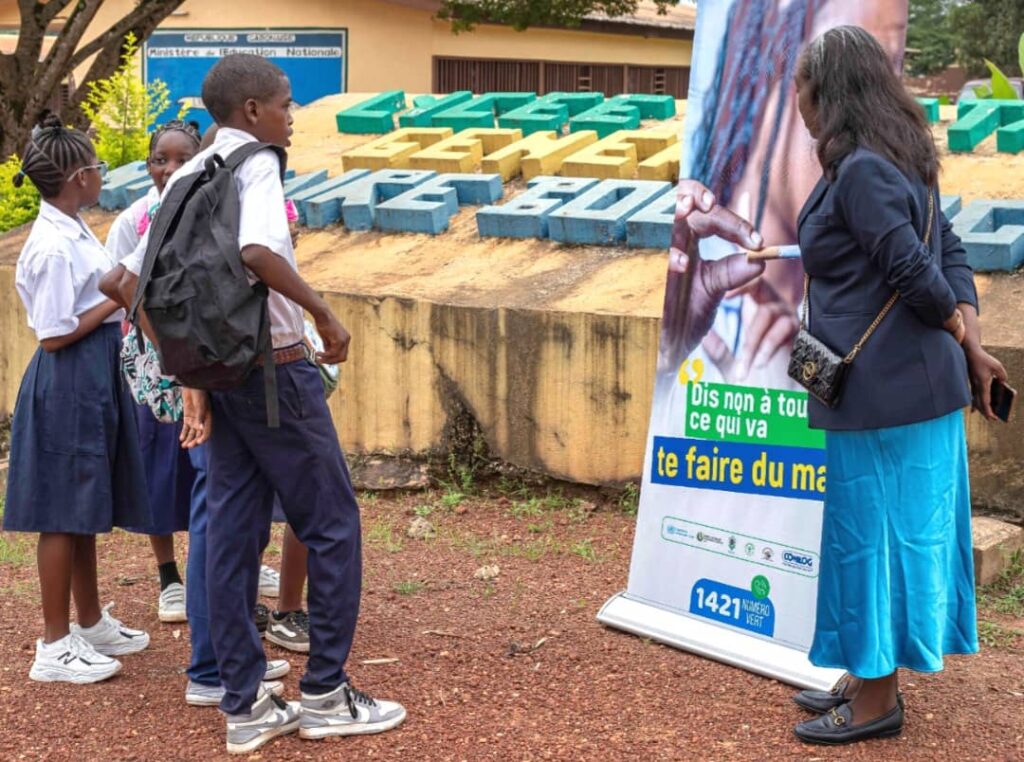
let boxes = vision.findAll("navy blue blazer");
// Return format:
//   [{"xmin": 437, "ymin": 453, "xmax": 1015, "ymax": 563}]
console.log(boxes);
[{"xmin": 797, "ymin": 147, "xmax": 977, "ymax": 431}]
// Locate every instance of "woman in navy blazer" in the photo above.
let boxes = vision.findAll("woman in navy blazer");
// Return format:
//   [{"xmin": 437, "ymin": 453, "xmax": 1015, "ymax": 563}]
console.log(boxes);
[{"xmin": 787, "ymin": 26, "xmax": 1008, "ymax": 745}]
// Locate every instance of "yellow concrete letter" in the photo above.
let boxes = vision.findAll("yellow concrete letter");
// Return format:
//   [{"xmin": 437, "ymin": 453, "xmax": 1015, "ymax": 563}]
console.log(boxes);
[
  {"xmin": 409, "ymin": 128, "xmax": 522, "ymax": 173},
  {"xmin": 341, "ymin": 128, "xmax": 453, "ymax": 171},
  {"xmin": 560, "ymin": 127, "xmax": 679, "ymax": 180}
]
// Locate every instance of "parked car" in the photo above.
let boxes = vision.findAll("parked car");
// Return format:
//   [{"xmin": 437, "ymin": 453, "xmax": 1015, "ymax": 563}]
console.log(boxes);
[{"xmin": 956, "ymin": 78, "xmax": 1024, "ymax": 104}]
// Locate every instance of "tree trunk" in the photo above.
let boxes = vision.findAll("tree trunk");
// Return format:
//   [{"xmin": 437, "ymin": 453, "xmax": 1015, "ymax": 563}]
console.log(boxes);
[{"xmin": 0, "ymin": 0, "xmax": 186, "ymax": 160}]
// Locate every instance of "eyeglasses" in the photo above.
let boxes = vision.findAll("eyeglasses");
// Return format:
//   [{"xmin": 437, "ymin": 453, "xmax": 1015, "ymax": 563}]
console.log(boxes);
[{"xmin": 66, "ymin": 161, "xmax": 108, "ymax": 183}]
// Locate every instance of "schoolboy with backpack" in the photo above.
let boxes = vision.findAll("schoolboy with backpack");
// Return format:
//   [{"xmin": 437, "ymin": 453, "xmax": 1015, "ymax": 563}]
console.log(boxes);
[{"xmin": 119, "ymin": 54, "xmax": 406, "ymax": 754}]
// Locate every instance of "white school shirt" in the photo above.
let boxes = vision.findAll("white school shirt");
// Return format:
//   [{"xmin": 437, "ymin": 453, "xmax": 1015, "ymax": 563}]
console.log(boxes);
[
  {"xmin": 121, "ymin": 128, "xmax": 304, "ymax": 348},
  {"xmin": 15, "ymin": 201, "xmax": 123, "ymax": 341},
  {"xmin": 106, "ymin": 185, "xmax": 160, "ymax": 260}
]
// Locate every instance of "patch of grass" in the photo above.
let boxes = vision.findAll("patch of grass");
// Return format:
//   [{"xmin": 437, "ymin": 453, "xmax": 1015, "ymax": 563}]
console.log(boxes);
[
  {"xmin": 496, "ymin": 475, "xmax": 531, "ymax": 500},
  {"xmin": 567, "ymin": 499, "xmax": 593, "ymax": 524},
  {"xmin": 979, "ymin": 550, "xmax": 1024, "ymax": 618},
  {"xmin": 508, "ymin": 498, "xmax": 544, "ymax": 519},
  {"xmin": 526, "ymin": 520, "xmax": 554, "ymax": 535},
  {"xmin": 500, "ymin": 537, "xmax": 559, "ymax": 562},
  {"xmin": 413, "ymin": 504, "xmax": 434, "ymax": 518},
  {"xmin": 0, "ymin": 533, "xmax": 31, "ymax": 566},
  {"xmin": 481, "ymin": 581, "xmax": 497, "ymax": 598},
  {"xmin": 366, "ymin": 521, "xmax": 404, "ymax": 553},
  {"xmin": 570, "ymin": 538, "xmax": 598, "ymax": 563},
  {"xmin": 618, "ymin": 482, "xmax": 640, "ymax": 517},
  {"xmin": 359, "ymin": 491, "xmax": 379, "ymax": 505},
  {"xmin": 442, "ymin": 528, "xmax": 494, "ymax": 558},
  {"xmin": 393, "ymin": 581, "xmax": 425, "ymax": 596},
  {"xmin": 440, "ymin": 489, "xmax": 465, "ymax": 509},
  {"xmin": 0, "ymin": 497, "xmax": 31, "ymax": 567},
  {"xmin": 978, "ymin": 619, "xmax": 1020, "ymax": 649},
  {"xmin": 445, "ymin": 447, "xmax": 483, "ymax": 496},
  {"xmin": 507, "ymin": 490, "xmax": 577, "ymax": 520}
]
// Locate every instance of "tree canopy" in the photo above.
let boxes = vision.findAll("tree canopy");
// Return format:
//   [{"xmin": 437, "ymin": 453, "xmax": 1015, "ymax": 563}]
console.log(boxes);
[
  {"xmin": 0, "ymin": 0, "xmax": 187, "ymax": 159},
  {"xmin": 907, "ymin": 0, "xmax": 957, "ymax": 76},
  {"xmin": 436, "ymin": 0, "xmax": 676, "ymax": 32},
  {"xmin": 949, "ymin": 0, "xmax": 1024, "ymax": 77}
]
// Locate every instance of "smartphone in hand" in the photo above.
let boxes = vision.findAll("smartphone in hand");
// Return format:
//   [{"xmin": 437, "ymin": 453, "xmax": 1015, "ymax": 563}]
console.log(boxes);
[{"xmin": 990, "ymin": 378, "xmax": 1016, "ymax": 423}]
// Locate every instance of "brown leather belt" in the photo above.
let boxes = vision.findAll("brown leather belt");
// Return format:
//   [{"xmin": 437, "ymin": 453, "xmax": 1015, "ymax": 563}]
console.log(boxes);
[{"xmin": 256, "ymin": 343, "xmax": 308, "ymax": 367}]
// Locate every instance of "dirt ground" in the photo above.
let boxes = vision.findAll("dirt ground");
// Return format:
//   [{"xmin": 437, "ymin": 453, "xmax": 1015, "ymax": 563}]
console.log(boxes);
[
  {"xmin": 1, "ymin": 101, "xmax": 1023, "ymax": 762},
  {"xmin": 0, "ymin": 482, "xmax": 1021, "ymax": 762}
]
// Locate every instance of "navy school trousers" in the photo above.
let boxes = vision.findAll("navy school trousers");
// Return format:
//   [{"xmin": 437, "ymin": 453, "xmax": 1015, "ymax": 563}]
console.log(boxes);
[{"xmin": 206, "ymin": 358, "xmax": 362, "ymax": 715}]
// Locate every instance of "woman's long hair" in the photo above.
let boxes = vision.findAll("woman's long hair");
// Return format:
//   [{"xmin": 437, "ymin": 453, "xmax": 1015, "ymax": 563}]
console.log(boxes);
[{"xmin": 797, "ymin": 25, "xmax": 937, "ymax": 185}]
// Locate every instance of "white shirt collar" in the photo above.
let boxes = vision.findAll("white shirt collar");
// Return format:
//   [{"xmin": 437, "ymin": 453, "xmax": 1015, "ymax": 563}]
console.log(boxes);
[
  {"xmin": 213, "ymin": 127, "xmax": 259, "ymax": 149},
  {"xmin": 38, "ymin": 200, "xmax": 88, "ymax": 241}
]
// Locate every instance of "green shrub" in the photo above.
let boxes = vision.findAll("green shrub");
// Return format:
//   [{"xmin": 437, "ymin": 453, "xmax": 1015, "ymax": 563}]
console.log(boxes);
[
  {"xmin": 0, "ymin": 155, "xmax": 41, "ymax": 233},
  {"xmin": 80, "ymin": 32, "xmax": 174, "ymax": 169}
]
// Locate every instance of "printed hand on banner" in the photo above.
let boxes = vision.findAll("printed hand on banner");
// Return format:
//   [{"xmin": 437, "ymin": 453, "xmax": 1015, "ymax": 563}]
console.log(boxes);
[
  {"xmin": 704, "ymin": 276, "xmax": 800, "ymax": 383},
  {"xmin": 658, "ymin": 180, "xmax": 766, "ymax": 375}
]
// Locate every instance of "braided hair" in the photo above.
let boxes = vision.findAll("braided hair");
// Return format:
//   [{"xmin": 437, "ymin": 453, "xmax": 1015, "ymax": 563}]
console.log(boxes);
[
  {"xmin": 148, "ymin": 119, "xmax": 201, "ymax": 153},
  {"xmin": 12, "ymin": 115, "xmax": 95, "ymax": 199},
  {"xmin": 689, "ymin": 0, "xmax": 826, "ymax": 227}
]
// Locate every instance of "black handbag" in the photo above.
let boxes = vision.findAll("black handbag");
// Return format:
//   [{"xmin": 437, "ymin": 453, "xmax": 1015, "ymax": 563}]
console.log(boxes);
[{"xmin": 788, "ymin": 188, "xmax": 934, "ymax": 408}]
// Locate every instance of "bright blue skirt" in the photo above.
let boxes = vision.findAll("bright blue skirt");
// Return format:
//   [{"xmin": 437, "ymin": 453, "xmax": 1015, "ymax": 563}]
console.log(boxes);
[{"xmin": 809, "ymin": 411, "xmax": 978, "ymax": 678}]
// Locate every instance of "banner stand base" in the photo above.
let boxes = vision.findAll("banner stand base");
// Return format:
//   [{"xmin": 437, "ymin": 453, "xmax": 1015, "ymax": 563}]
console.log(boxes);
[{"xmin": 598, "ymin": 592, "xmax": 845, "ymax": 691}]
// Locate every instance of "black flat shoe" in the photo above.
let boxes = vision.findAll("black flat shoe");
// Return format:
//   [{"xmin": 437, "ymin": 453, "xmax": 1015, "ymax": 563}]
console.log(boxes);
[
  {"xmin": 794, "ymin": 702, "xmax": 904, "ymax": 745},
  {"xmin": 792, "ymin": 676, "xmax": 850, "ymax": 713}
]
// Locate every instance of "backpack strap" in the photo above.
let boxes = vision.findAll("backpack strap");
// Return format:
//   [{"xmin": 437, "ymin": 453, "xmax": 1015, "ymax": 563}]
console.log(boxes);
[
  {"xmin": 223, "ymin": 141, "xmax": 288, "ymax": 180},
  {"xmin": 128, "ymin": 166, "xmax": 208, "ymax": 326},
  {"xmin": 221, "ymin": 140, "xmax": 288, "ymax": 430},
  {"xmin": 260, "ymin": 318, "xmax": 280, "ymax": 429}
]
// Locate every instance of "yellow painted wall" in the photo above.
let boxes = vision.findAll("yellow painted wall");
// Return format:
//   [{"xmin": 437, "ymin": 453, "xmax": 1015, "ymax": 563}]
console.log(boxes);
[{"xmin": 1, "ymin": 0, "xmax": 690, "ymax": 94}]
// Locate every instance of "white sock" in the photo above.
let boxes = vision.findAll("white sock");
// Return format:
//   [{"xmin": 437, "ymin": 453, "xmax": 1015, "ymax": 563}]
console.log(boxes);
[{"xmin": 39, "ymin": 633, "xmax": 74, "ymax": 651}]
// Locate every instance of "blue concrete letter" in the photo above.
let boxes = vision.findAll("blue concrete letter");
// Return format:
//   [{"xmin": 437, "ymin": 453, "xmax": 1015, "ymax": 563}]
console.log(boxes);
[
  {"xmin": 626, "ymin": 187, "xmax": 675, "ymax": 249},
  {"xmin": 292, "ymin": 170, "xmax": 371, "ymax": 226},
  {"xmin": 548, "ymin": 179, "xmax": 672, "ymax": 245},
  {"xmin": 377, "ymin": 174, "xmax": 504, "ymax": 234},
  {"xmin": 476, "ymin": 176, "xmax": 599, "ymax": 239},
  {"xmin": 952, "ymin": 200, "xmax": 1024, "ymax": 271}
]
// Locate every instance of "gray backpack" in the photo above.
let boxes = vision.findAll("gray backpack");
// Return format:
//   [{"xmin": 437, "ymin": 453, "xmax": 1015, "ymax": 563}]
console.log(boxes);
[{"xmin": 129, "ymin": 142, "xmax": 287, "ymax": 427}]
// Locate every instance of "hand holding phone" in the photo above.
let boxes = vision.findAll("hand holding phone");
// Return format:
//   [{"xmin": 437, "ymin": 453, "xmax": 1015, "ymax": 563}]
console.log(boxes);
[{"xmin": 990, "ymin": 378, "xmax": 1016, "ymax": 423}]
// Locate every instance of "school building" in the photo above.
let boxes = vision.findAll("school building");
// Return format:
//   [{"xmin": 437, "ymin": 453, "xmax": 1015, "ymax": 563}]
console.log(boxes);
[{"xmin": 0, "ymin": 0, "xmax": 695, "ymax": 114}]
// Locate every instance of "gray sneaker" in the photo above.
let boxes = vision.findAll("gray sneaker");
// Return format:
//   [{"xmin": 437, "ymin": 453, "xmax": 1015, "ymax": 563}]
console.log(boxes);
[
  {"xmin": 265, "ymin": 610, "xmax": 310, "ymax": 653},
  {"xmin": 186, "ymin": 679, "xmax": 285, "ymax": 707},
  {"xmin": 225, "ymin": 689, "xmax": 300, "ymax": 755},
  {"xmin": 298, "ymin": 683, "xmax": 406, "ymax": 739}
]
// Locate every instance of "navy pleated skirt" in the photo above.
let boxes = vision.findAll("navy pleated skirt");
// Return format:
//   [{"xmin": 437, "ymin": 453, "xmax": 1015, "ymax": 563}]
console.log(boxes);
[
  {"xmin": 3, "ymin": 323, "xmax": 150, "ymax": 534},
  {"xmin": 122, "ymin": 404, "xmax": 193, "ymax": 535}
]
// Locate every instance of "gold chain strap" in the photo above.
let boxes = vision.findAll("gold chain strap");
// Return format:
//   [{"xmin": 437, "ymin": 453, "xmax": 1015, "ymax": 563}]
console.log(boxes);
[{"xmin": 800, "ymin": 188, "xmax": 935, "ymax": 365}]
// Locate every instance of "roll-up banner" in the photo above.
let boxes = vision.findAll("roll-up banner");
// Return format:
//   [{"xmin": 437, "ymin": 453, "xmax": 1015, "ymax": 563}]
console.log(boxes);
[{"xmin": 599, "ymin": 0, "xmax": 909, "ymax": 690}]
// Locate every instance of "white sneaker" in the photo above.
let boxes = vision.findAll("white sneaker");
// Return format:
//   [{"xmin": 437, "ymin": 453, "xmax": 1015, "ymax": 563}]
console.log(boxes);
[
  {"xmin": 186, "ymin": 679, "xmax": 285, "ymax": 707},
  {"xmin": 258, "ymin": 565, "xmax": 281, "ymax": 598},
  {"xmin": 265, "ymin": 658, "xmax": 291, "ymax": 680},
  {"xmin": 298, "ymin": 683, "xmax": 406, "ymax": 739},
  {"xmin": 158, "ymin": 582, "xmax": 187, "ymax": 623},
  {"xmin": 226, "ymin": 686, "xmax": 300, "ymax": 754},
  {"xmin": 185, "ymin": 659, "xmax": 291, "ymax": 706},
  {"xmin": 29, "ymin": 633, "xmax": 122, "ymax": 684},
  {"xmin": 72, "ymin": 603, "xmax": 150, "ymax": 656}
]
